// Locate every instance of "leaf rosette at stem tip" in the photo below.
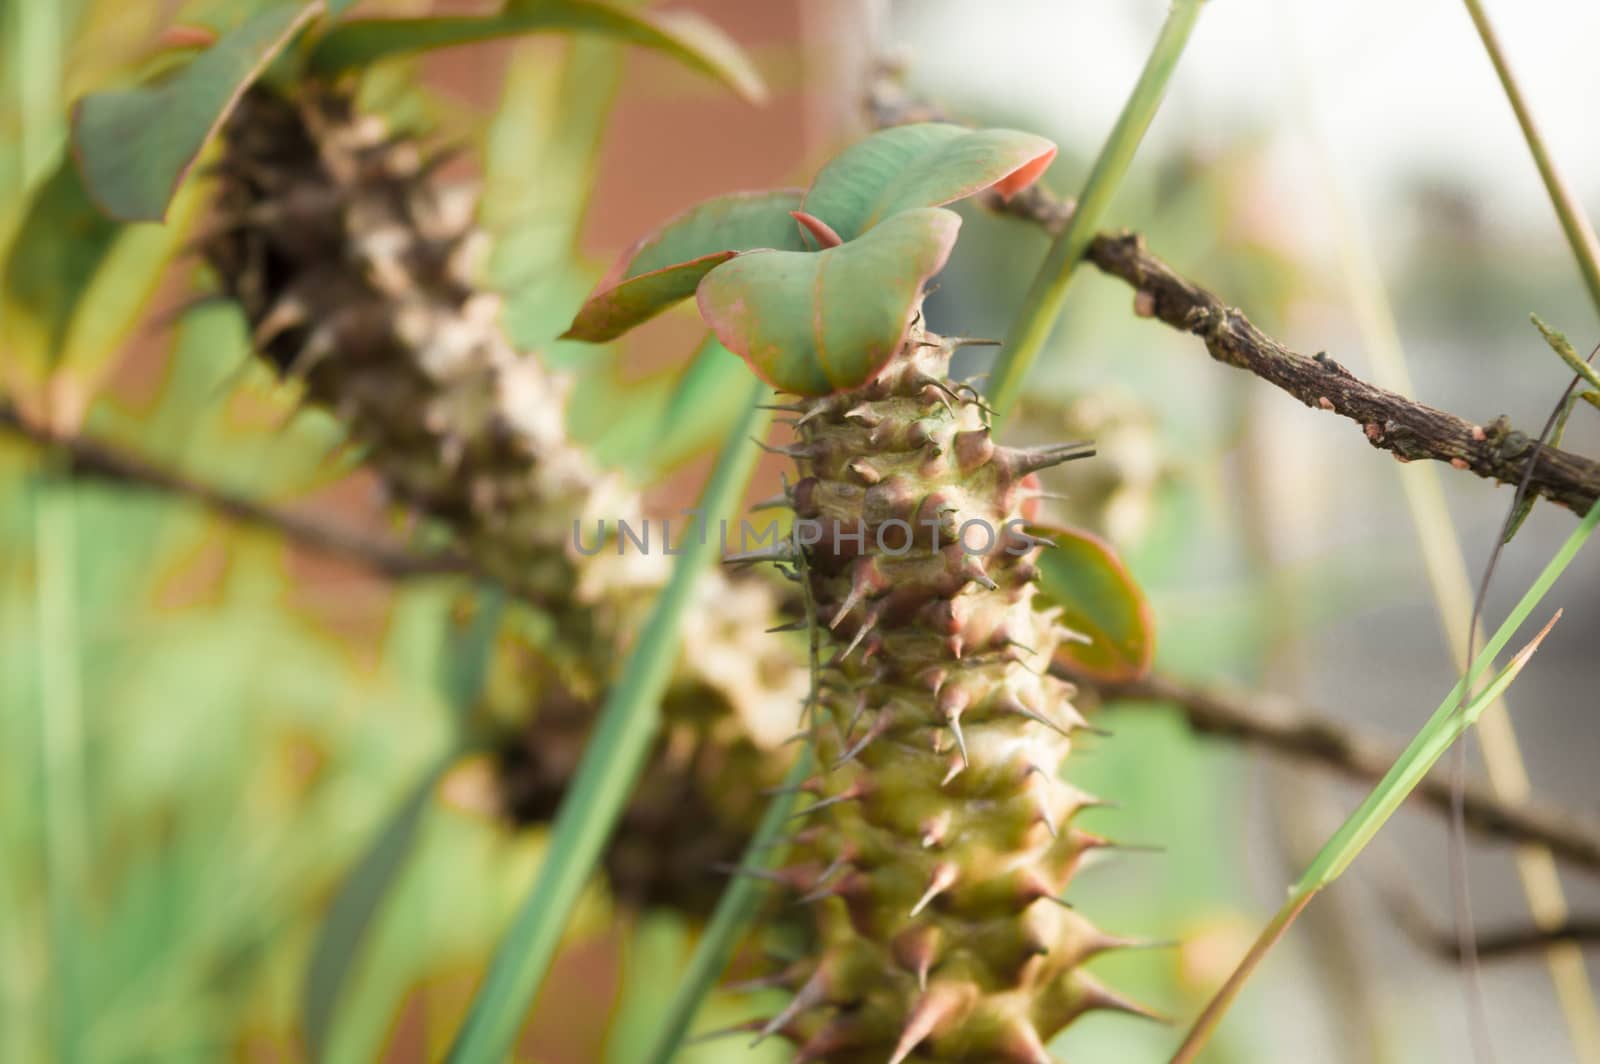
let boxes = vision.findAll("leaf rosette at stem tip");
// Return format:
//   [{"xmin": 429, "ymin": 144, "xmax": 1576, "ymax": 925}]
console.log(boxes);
[{"xmin": 563, "ymin": 123, "xmax": 1057, "ymax": 394}]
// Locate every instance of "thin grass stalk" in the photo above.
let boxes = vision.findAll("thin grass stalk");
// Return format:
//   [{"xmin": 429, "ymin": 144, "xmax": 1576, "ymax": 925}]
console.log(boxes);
[
  {"xmin": 1460, "ymin": 0, "xmax": 1600, "ymax": 317},
  {"xmin": 986, "ymin": 0, "xmax": 1204, "ymax": 420},
  {"xmin": 446, "ymin": 380, "xmax": 773, "ymax": 1062}
]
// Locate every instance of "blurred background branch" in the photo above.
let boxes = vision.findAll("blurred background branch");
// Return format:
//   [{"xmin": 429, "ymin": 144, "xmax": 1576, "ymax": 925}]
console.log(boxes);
[{"xmin": 1071, "ymin": 667, "xmax": 1600, "ymax": 874}]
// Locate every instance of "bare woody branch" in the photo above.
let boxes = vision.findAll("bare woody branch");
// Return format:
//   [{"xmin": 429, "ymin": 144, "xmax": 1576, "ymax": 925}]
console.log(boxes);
[
  {"xmin": 1067, "ymin": 667, "xmax": 1600, "ymax": 876},
  {"xmin": 0, "ymin": 399, "xmax": 483, "ymax": 585},
  {"xmin": 868, "ymin": 71, "xmax": 1600, "ymax": 516}
]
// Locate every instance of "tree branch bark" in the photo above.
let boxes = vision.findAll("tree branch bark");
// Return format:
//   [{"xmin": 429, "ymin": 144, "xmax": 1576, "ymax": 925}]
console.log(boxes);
[{"xmin": 868, "ymin": 71, "xmax": 1600, "ymax": 516}]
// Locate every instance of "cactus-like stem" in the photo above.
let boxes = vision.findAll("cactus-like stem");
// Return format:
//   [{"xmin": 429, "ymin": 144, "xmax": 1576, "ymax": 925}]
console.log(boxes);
[
  {"xmin": 199, "ymin": 84, "xmax": 806, "ymax": 908},
  {"xmin": 758, "ymin": 318, "xmax": 1147, "ymax": 1061}
]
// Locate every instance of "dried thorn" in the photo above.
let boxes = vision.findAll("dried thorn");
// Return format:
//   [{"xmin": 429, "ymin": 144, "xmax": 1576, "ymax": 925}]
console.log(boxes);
[
  {"xmin": 946, "ymin": 715, "xmax": 969, "ymax": 773},
  {"xmin": 909, "ymin": 862, "xmax": 958, "ymax": 918},
  {"xmin": 888, "ymin": 985, "xmax": 966, "ymax": 1064},
  {"xmin": 1036, "ymin": 799, "xmax": 1059, "ymax": 839},
  {"xmin": 1007, "ymin": 440, "xmax": 1098, "ymax": 476},
  {"xmin": 796, "ymin": 855, "xmax": 849, "ymax": 903},
  {"xmin": 838, "ymin": 611, "xmax": 879, "ymax": 662},
  {"xmin": 751, "ymin": 968, "xmax": 828, "ymax": 1046},
  {"xmin": 765, "ymin": 619, "xmax": 808, "ymax": 633},
  {"xmin": 946, "ymin": 336, "xmax": 1003, "ymax": 349},
  {"xmin": 724, "ymin": 544, "xmax": 794, "ymax": 566},
  {"xmin": 833, "ymin": 713, "xmax": 889, "ymax": 768},
  {"xmin": 757, "ymin": 402, "xmax": 806, "ymax": 413},
  {"xmin": 748, "ymin": 478, "xmax": 793, "ymax": 499},
  {"xmin": 1008, "ymin": 703, "xmax": 1073, "ymax": 739},
  {"xmin": 1105, "ymin": 841, "xmax": 1166, "ymax": 855},
  {"xmin": 789, "ymin": 788, "xmax": 859, "ymax": 820},
  {"xmin": 842, "ymin": 692, "xmax": 869, "ymax": 742}
]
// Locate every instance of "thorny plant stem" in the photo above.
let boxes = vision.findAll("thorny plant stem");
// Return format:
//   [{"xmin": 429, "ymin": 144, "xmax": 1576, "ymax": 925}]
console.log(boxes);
[
  {"xmin": 445, "ymin": 381, "xmax": 772, "ymax": 1063},
  {"xmin": 987, "ymin": 0, "xmax": 1204, "ymax": 420}
]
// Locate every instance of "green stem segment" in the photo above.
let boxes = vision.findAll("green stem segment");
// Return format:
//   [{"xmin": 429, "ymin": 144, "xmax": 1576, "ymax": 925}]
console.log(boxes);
[
  {"xmin": 1461, "ymin": 0, "xmax": 1600, "ymax": 318},
  {"xmin": 643, "ymin": 749, "xmax": 813, "ymax": 1064},
  {"xmin": 1171, "ymin": 497, "xmax": 1600, "ymax": 1063},
  {"xmin": 446, "ymin": 380, "xmax": 773, "ymax": 1062},
  {"xmin": 987, "ymin": 0, "xmax": 1205, "ymax": 421}
]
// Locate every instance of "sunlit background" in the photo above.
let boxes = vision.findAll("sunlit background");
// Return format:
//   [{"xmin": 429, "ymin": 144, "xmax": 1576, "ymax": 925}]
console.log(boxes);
[{"xmin": 2, "ymin": 1, "xmax": 1598, "ymax": 1061}]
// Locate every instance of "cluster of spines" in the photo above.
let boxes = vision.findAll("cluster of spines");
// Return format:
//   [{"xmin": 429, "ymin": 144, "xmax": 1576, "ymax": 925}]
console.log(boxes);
[
  {"xmin": 729, "ymin": 324, "xmax": 1154, "ymax": 1062},
  {"xmin": 198, "ymin": 83, "xmax": 806, "ymax": 909}
]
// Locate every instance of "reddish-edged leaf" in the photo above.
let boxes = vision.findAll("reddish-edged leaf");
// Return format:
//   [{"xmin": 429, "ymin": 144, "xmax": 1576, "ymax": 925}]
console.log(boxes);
[
  {"xmin": 1032, "ymin": 524, "xmax": 1155, "ymax": 683},
  {"xmin": 309, "ymin": 0, "xmax": 766, "ymax": 103},
  {"xmin": 71, "ymin": 1, "xmax": 320, "ymax": 222},
  {"xmin": 800, "ymin": 123, "xmax": 1056, "ymax": 242},
  {"xmin": 696, "ymin": 207, "xmax": 960, "ymax": 395},
  {"xmin": 563, "ymin": 189, "xmax": 805, "ymax": 342}
]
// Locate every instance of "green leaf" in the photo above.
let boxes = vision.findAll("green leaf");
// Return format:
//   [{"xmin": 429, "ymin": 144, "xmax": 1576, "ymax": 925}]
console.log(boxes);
[
  {"xmin": 562, "ymin": 189, "xmax": 805, "ymax": 343},
  {"xmin": 303, "ymin": 753, "xmax": 453, "ymax": 1061},
  {"xmin": 309, "ymin": 0, "xmax": 766, "ymax": 103},
  {"xmin": 2, "ymin": 152, "xmax": 122, "ymax": 361},
  {"xmin": 70, "ymin": 1, "xmax": 320, "ymax": 222},
  {"xmin": 800, "ymin": 123, "xmax": 1056, "ymax": 242},
  {"xmin": 696, "ymin": 206, "xmax": 961, "ymax": 395},
  {"xmin": 1032, "ymin": 525, "xmax": 1154, "ymax": 683}
]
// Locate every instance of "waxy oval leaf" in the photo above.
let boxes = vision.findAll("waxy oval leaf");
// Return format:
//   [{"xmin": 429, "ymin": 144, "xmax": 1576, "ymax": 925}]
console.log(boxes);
[
  {"xmin": 800, "ymin": 123, "xmax": 1057, "ymax": 242},
  {"xmin": 72, "ymin": 1, "xmax": 321, "ymax": 222},
  {"xmin": 1031, "ymin": 525, "xmax": 1155, "ymax": 683},
  {"xmin": 310, "ymin": 0, "xmax": 766, "ymax": 104},
  {"xmin": 563, "ymin": 189, "xmax": 806, "ymax": 342},
  {"xmin": 696, "ymin": 207, "xmax": 961, "ymax": 395}
]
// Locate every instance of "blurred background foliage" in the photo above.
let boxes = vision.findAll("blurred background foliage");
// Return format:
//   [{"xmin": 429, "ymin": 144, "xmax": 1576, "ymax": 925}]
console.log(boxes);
[{"xmin": 1, "ymin": 1, "xmax": 1597, "ymax": 1062}]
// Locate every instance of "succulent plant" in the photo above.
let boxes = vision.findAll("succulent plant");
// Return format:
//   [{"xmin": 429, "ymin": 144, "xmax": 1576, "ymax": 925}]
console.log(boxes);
[{"xmin": 566, "ymin": 123, "xmax": 1155, "ymax": 1061}]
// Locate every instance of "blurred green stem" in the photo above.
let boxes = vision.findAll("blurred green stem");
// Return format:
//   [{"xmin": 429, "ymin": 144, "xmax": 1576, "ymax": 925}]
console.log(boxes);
[
  {"xmin": 37, "ymin": 472, "xmax": 85, "ymax": 1064},
  {"xmin": 446, "ymin": 379, "xmax": 773, "ymax": 1062},
  {"xmin": 1461, "ymin": 0, "xmax": 1600, "ymax": 318},
  {"xmin": 988, "ymin": 0, "xmax": 1204, "ymax": 421}
]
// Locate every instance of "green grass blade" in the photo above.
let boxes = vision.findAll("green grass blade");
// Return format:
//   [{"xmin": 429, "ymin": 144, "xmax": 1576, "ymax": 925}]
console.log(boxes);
[
  {"xmin": 304, "ymin": 585, "xmax": 505, "ymax": 1058},
  {"xmin": 987, "ymin": 0, "xmax": 1204, "ymax": 420},
  {"xmin": 642, "ymin": 748, "xmax": 812, "ymax": 1064},
  {"xmin": 1297, "ymin": 494, "xmax": 1600, "ymax": 891},
  {"xmin": 446, "ymin": 378, "xmax": 773, "ymax": 1062},
  {"xmin": 1172, "ymin": 497, "xmax": 1600, "ymax": 1063},
  {"xmin": 302, "ymin": 752, "xmax": 455, "ymax": 1061},
  {"xmin": 1295, "ymin": 614, "xmax": 1557, "ymax": 892}
]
